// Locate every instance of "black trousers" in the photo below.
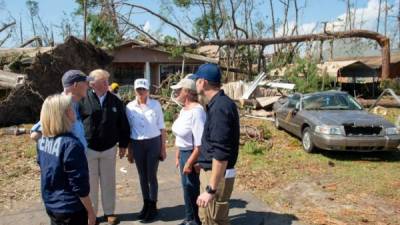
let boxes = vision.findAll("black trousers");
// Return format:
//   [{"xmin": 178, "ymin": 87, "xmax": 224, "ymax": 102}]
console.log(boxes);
[{"xmin": 46, "ymin": 208, "xmax": 88, "ymax": 225}]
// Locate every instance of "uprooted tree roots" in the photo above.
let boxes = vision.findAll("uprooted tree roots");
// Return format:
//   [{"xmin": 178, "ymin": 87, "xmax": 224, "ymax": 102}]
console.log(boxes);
[{"xmin": 0, "ymin": 36, "xmax": 113, "ymax": 127}]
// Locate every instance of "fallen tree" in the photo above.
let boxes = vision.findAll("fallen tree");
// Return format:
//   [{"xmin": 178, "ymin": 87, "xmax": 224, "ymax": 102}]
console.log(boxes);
[
  {"xmin": 120, "ymin": 4, "xmax": 391, "ymax": 79},
  {"xmin": 0, "ymin": 36, "xmax": 113, "ymax": 127}
]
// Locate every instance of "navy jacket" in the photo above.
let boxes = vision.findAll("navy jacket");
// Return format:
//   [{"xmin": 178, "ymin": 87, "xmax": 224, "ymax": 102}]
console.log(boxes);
[
  {"xmin": 37, "ymin": 133, "xmax": 89, "ymax": 213},
  {"xmin": 198, "ymin": 90, "xmax": 240, "ymax": 170},
  {"xmin": 80, "ymin": 91, "xmax": 130, "ymax": 151}
]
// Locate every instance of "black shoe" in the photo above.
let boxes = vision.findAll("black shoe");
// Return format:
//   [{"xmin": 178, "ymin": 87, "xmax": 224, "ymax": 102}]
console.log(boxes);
[
  {"xmin": 143, "ymin": 200, "xmax": 158, "ymax": 222},
  {"xmin": 137, "ymin": 199, "xmax": 149, "ymax": 220}
]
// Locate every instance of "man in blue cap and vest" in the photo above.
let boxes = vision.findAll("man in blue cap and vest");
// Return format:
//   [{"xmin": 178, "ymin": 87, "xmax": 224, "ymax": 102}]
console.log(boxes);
[{"xmin": 193, "ymin": 64, "xmax": 240, "ymax": 225}]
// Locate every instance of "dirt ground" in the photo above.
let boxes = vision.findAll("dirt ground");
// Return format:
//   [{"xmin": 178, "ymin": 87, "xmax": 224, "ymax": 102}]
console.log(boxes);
[{"xmin": 0, "ymin": 111, "xmax": 399, "ymax": 224}]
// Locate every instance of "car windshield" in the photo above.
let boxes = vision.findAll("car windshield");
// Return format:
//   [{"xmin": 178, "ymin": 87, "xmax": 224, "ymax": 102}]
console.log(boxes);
[{"xmin": 302, "ymin": 93, "xmax": 363, "ymax": 110}]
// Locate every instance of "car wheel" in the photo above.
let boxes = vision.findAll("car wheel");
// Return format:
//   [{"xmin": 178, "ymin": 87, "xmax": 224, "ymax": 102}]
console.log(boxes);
[
  {"xmin": 274, "ymin": 115, "xmax": 281, "ymax": 129},
  {"xmin": 302, "ymin": 127, "xmax": 315, "ymax": 153}
]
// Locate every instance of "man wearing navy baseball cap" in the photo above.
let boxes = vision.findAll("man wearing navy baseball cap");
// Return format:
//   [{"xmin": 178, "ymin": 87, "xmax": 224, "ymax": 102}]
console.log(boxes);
[
  {"xmin": 31, "ymin": 69, "xmax": 91, "ymax": 150},
  {"xmin": 194, "ymin": 64, "xmax": 240, "ymax": 225}
]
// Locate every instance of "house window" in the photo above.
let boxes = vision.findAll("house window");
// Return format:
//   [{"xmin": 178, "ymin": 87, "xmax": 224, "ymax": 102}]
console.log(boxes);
[
  {"xmin": 113, "ymin": 63, "xmax": 144, "ymax": 84},
  {"xmin": 159, "ymin": 64, "xmax": 200, "ymax": 82}
]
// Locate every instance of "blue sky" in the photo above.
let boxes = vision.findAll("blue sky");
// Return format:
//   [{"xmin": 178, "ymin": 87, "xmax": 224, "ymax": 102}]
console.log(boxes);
[{"xmin": 0, "ymin": 0, "xmax": 398, "ymax": 47}]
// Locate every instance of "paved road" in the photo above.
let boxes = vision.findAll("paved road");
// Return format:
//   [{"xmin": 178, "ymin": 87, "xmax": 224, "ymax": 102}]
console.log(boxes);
[{"xmin": 0, "ymin": 150, "xmax": 300, "ymax": 225}]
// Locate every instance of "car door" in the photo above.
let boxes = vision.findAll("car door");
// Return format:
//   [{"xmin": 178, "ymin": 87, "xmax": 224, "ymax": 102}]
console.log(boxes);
[
  {"xmin": 278, "ymin": 94, "xmax": 301, "ymax": 132},
  {"xmin": 285, "ymin": 94, "xmax": 302, "ymax": 135}
]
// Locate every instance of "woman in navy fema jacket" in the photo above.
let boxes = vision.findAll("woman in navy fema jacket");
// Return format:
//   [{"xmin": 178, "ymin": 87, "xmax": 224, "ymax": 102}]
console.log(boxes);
[{"xmin": 37, "ymin": 94, "xmax": 95, "ymax": 225}]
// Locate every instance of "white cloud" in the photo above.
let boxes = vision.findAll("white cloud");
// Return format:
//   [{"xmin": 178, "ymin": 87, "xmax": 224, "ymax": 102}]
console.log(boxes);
[
  {"xmin": 276, "ymin": 0, "xmax": 398, "ymax": 35},
  {"xmin": 325, "ymin": 0, "xmax": 398, "ymax": 32},
  {"xmin": 143, "ymin": 21, "xmax": 151, "ymax": 33}
]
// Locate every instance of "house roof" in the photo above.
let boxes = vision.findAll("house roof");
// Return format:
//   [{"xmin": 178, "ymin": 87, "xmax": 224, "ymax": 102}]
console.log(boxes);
[
  {"xmin": 332, "ymin": 52, "xmax": 400, "ymax": 69},
  {"xmin": 318, "ymin": 60, "xmax": 374, "ymax": 77},
  {"xmin": 113, "ymin": 40, "xmax": 218, "ymax": 64}
]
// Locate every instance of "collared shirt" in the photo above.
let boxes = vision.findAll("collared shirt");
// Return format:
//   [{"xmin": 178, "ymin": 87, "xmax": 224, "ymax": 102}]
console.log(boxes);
[
  {"xmin": 126, "ymin": 97, "xmax": 165, "ymax": 140},
  {"xmin": 31, "ymin": 101, "xmax": 87, "ymax": 149},
  {"xmin": 198, "ymin": 90, "xmax": 240, "ymax": 170},
  {"xmin": 98, "ymin": 93, "xmax": 106, "ymax": 107}
]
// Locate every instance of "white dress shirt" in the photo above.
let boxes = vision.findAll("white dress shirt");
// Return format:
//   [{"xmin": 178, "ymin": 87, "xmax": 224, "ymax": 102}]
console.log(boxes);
[{"xmin": 126, "ymin": 97, "xmax": 165, "ymax": 140}]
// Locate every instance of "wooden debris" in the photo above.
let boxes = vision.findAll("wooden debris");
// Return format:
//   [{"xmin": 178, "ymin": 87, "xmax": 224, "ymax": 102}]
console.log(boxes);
[
  {"xmin": 2, "ymin": 126, "xmax": 26, "ymax": 135},
  {"xmin": 250, "ymin": 109, "xmax": 274, "ymax": 117},
  {"xmin": 0, "ymin": 70, "xmax": 26, "ymax": 89},
  {"xmin": 238, "ymin": 98, "xmax": 261, "ymax": 109},
  {"xmin": 255, "ymin": 96, "xmax": 281, "ymax": 108}
]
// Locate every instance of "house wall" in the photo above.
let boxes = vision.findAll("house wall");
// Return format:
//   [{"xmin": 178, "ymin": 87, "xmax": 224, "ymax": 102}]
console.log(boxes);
[{"xmin": 111, "ymin": 46, "xmax": 206, "ymax": 88}]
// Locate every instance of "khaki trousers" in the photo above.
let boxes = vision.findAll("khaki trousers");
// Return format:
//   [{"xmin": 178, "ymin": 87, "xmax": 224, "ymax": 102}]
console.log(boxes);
[
  {"xmin": 199, "ymin": 170, "xmax": 235, "ymax": 225},
  {"xmin": 86, "ymin": 146, "xmax": 116, "ymax": 216}
]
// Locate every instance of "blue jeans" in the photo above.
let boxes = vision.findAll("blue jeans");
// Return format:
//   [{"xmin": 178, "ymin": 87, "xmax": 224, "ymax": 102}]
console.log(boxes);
[{"xmin": 179, "ymin": 149, "xmax": 200, "ymax": 224}]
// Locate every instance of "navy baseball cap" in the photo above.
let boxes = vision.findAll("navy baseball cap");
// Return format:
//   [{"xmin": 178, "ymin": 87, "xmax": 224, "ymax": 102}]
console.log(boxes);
[
  {"xmin": 62, "ymin": 70, "xmax": 92, "ymax": 88},
  {"xmin": 192, "ymin": 64, "xmax": 221, "ymax": 83}
]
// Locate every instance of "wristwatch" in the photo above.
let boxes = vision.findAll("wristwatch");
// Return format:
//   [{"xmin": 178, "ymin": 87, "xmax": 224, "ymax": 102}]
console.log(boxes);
[{"xmin": 205, "ymin": 185, "xmax": 216, "ymax": 194}]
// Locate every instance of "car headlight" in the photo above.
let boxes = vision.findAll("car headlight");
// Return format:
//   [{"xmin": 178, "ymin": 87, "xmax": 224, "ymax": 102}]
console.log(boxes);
[
  {"xmin": 315, "ymin": 125, "xmax": 343, "ymax": 135},
  {"xmin": 385, "ymin": 127, "xmax": 399, "ymax": 135}
]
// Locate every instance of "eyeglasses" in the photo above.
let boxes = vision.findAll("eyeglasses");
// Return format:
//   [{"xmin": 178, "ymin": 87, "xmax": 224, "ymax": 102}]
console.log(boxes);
[{"xmin": 136, "ymin": 88, "xmax": 147, "ymax": 91}]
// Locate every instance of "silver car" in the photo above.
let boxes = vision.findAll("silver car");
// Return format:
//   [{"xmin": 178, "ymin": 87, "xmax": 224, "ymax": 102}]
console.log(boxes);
[{"xmin": 273, "ymin": 91, "xmax": 400, "ymax": 153}]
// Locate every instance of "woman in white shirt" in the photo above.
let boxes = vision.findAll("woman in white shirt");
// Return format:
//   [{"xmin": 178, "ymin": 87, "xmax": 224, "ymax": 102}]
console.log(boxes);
[
  {"xmin": 171, "ymin": 75, "xmax": 206, "ymax": 225},
  {"xmin": 125, "ymin": 78, "xmax": 166, "ymax": 222}
]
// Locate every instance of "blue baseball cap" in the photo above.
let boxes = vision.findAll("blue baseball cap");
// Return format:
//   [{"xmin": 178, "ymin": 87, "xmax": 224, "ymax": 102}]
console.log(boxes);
[
  {"xmin": 62, "ymin": 70, "xmax": 92, "ymax": 88},
  {"xmin": 192, "ymin": 64, "xmax": 221, "ymax": 83}
]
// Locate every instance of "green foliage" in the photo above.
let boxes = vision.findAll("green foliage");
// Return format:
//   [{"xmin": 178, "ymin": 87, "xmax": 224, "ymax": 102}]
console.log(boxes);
[
  {"xmin": 283, "ymin": 57, "xmax": 335, "ymax": 93},
  {"xmin": 173, "ymin": 0, "xmax": 192, "ymax": 7},
  {"xmin": 164, "ymin": 104, "xmax": 179, "ymax": 122},
  {"xmin": 380, "ymin": 79, "xmax": 400, "ymax": 95},
  {"xmin": 73, "ymin": 0, "xmax": 121, "ymax": 48},
  {"xmin": 163, "ymin": 35, "xmax": 185, "ymax": 58},
  {"xmin": 261, "ymin": 124, "xmax": 272, "ymax": 140},
  {"xmin": 87, "ymin": 15, "xmax": 121, "ymax": 49},
  {"xmin": 193, "ymin": 14, "xmax": 211, "ymax": 39},
  {"xmin": 73, "ymin": 0, "xmax": 99, "ymax": 15},
  {"xmin": 243, "ymin": 141, "xmax": 266, "ymax": 155}
]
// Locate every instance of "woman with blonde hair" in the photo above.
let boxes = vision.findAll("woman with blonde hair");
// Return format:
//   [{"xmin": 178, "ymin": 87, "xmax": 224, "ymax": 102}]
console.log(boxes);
[{"xmin": 37, "ymin": 94, "xmax": 95, "ymax": 225}]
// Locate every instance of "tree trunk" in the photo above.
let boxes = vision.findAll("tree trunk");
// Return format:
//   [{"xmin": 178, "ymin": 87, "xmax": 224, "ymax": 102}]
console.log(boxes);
[
  {"xmin": 384, "ymin": 0, "xmax": 388, "ymax": 36},
  {"xmin": 269, "ymin": 0, "xmax": 276, "ymax": 52},
  {"xmin": 178, "ymin": 30, "xmax": 391, "ymax": 79},
  {"xmin": 398, "ymin": 0, "xmax": 400, "ymax": 48},
  {"xmin": 83, "ymin": 0, "xmax": 87, "ymax": 41}
]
